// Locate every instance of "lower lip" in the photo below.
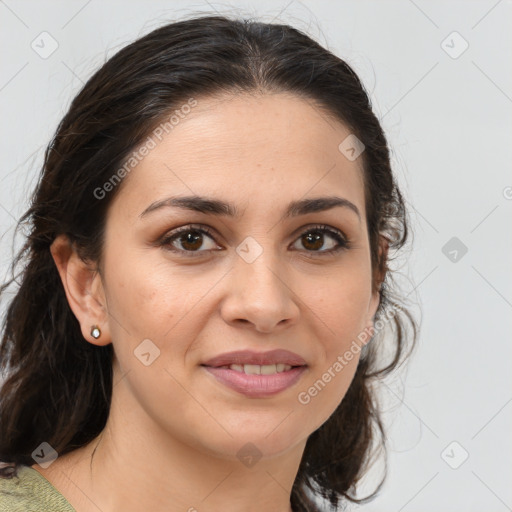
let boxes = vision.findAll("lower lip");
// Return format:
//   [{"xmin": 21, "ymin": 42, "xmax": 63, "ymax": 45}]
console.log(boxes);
[{"xmin": 202, "ymin": 365, "xmax": 307, "ymax": 398}]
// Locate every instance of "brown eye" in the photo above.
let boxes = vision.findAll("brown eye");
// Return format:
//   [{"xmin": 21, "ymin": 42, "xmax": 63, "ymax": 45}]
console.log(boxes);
[
  {"xmin": 161, "ymin": 226, "xmax": 220, "ymax": 256},
  {"xmin": 176, "ymin": 231, "xmax": 205, "ymax": 251},
  {"xmin": 160, "ymin": 223, "xmax": 350, "ymax": 259},
  {"xmin": 292, "ymin": 225, "xmax": 349, "ymax": 254}
]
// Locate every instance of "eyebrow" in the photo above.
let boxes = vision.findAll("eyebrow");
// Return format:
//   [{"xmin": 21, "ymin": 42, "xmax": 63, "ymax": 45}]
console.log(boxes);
[{"xmin": 139, "ymin": 195, "xmax": 361, "ymax": 222}]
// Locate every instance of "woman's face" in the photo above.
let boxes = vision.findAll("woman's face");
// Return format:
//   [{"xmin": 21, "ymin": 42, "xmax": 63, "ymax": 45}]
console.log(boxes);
[{"xmin": 95, "ymin": 92, "xmax": 380, "ymax": 460}]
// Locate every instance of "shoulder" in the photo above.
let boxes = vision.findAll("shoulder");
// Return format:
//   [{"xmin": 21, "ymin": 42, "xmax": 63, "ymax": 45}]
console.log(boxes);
[{"xmin": 0, "ymin": 464, "xmax": 76, "ymax": 512}]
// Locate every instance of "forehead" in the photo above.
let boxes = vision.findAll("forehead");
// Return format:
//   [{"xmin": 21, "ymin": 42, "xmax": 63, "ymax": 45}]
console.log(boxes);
[{"xmin": 110, "ymin": 92, "xmax": 366, "ymax": 221}]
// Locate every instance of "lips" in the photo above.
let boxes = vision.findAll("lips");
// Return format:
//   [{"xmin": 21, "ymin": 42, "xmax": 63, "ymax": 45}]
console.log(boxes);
[
  {"xmin": 201, "ymin": 349, "xmax": 307, "ymax": 368},
  {"xmin": 203, "ymin": 365, "xmax": 307, "ymax": 398}
]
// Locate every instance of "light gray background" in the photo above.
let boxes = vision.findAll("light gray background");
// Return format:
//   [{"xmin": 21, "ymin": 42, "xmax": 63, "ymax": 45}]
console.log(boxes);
[{"xmin": 1, "ymin": 1, "xmax": 511, "ymax": 511}]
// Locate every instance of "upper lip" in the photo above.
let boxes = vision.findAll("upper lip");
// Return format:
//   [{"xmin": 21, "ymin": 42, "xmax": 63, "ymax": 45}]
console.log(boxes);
[{"xmin": 202, "ymin": 349, "xmax": 307, "ymax": 367}]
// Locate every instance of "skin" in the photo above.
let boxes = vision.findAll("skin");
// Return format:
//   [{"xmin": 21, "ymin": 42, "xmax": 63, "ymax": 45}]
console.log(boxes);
[{"xmin": 37, "ymin": 92, "xmax": 385, "ymax": 512}]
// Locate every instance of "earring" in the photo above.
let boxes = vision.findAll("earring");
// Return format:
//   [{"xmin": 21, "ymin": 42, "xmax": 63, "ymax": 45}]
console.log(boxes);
[{"xmin": 91, "ymin": 325, "xmax": 101, "ymax": 339}]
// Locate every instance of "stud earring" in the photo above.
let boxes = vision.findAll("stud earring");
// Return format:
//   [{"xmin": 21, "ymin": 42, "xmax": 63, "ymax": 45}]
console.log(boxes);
[{"xmin": 91, "ymin": 325, "xmax": 101, "ymax": 339}]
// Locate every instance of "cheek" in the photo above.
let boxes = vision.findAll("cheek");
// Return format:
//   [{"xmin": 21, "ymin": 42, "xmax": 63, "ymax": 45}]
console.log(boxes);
[
  {"xmin": 306, "ymin": 266, "xmax": 372, "ymax": 339},
  {"xmin": 296, "ymin": 266, "xmax": 370, "ymax": 401},
  {"xmin": 104, "ymin": 248, "xmax": 186, "ymax": 330},
  {"xmin": 102, "ymin": 255, "xmax": 206, "ymax": 429},
  {"xmin": 103, "ymin": 250, "xmax": 222, "ymax": 375}
]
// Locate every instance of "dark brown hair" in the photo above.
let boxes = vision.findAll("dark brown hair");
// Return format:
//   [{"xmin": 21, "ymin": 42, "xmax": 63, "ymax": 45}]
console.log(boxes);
[{"xmin": 0, "ymin": 13, "xmax": 417, "ymax": 511}]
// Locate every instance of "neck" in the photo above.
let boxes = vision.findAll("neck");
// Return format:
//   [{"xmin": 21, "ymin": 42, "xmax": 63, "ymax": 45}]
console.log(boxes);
[{"xmin": 43, "ymin": 361, "xmax": 305, "ymax": 512}]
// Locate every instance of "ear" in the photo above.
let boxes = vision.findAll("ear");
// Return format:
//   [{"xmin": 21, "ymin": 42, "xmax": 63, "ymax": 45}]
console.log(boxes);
[
  {"xmin": 364, "ymin": 235, "xmax": 389, "ymax": 338},
  {"xmin": 50, "ymin": 234, "xmax": 111, "ymax": 346}
]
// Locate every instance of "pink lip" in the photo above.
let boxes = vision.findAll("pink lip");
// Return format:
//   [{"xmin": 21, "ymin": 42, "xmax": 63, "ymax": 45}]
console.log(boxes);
[
  {"xmin": 202, "ymin": 349, "xmax": 307, "ymax": 367},
  {"xmin": 203, "ymin": 365, "xmax": 307, "ymax": 398}
]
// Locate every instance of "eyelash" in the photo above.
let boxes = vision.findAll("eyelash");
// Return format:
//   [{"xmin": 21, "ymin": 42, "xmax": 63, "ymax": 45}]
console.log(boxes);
[{"xmin": 159, "ymin": 223, "xmax": 351, "ymax": 259}]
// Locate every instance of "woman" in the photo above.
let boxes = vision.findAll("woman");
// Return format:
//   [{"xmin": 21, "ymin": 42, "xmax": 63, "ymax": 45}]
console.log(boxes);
[{"xmin": 0, "ymin": 14, "xmax": 417, "ymax": 512}]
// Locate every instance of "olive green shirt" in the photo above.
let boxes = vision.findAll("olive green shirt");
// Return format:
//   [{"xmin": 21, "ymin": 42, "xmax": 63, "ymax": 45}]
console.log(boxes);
[{"xmin": 0, "ymin": 465, "xmax": 75, "ymax": 511}]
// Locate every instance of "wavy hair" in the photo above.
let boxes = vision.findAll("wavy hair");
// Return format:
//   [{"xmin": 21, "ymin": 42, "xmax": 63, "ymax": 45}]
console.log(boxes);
[{"xmin": 0, "ymin": 14, "xmax": 418, "ymax": 511}]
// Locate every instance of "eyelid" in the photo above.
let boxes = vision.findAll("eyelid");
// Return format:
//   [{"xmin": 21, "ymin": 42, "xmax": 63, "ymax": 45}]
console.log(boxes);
[
  {"xmin": 158, "ymin": 223, "xmax": 351, "ymax": 257},
  {"xmin": 158, "ymin": 224, "xmax": 221, "ymax": 253}
]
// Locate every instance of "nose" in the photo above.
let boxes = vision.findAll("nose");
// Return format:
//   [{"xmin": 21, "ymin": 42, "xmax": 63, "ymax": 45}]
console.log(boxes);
[{"xmin": 220, "ymin": 249, "xmax": 300, "ymax": 333}]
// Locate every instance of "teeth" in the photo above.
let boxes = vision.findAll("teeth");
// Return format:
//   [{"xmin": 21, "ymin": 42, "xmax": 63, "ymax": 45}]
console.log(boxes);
[
  {"xmin": 244, "ymin": 364, "xmax": 261, "ymax": 375},
  {"xmin": 226, "ymin": 363, "xmax": 293, "ymax": 374}
]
